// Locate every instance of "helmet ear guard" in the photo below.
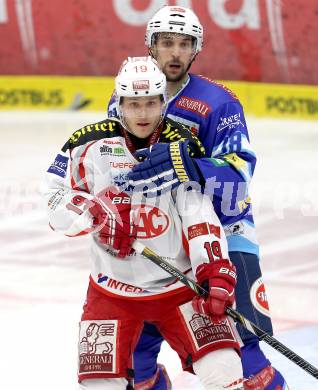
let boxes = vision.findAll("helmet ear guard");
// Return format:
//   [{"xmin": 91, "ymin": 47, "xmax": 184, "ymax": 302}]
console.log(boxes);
[{"xmin": 145, "ymin": 6, "xmax": 203, "ymax": 54}]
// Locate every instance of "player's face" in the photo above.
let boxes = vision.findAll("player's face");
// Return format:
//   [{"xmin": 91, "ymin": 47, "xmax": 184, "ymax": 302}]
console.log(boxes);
[
  {"xmin": 151, "ymin": 33, "xmax": 195, "ymax": 82},
  {"xmin": 121, "ymin": 95, "xmax": 164, "ymax": 138}
]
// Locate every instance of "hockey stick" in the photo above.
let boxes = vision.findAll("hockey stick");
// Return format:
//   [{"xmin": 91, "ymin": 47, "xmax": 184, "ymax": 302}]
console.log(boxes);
[{"xmin": 133, "ymin": 241, "xmax": 318, "ymax": 380}]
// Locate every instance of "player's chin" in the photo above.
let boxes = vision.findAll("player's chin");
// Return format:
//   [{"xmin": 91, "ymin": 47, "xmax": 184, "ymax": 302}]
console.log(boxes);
[
  {"xmin": 166, "ymin": 69, "xmax": 186, "ymax": 82},
  {"xmin": 133, "ymin": 125, "xmax": 154, "ymax": 138}
]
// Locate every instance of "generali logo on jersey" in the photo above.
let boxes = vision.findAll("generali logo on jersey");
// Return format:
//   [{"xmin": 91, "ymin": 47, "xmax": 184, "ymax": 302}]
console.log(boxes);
[
  {"xmin": 132, "ymin": 205, "xmax": 170, "ymax": 239},
  {"xmin": 176, "ymin": 96, "xmax": 211, "ymax": 118},
  {"xmin": 78, "ymin": 320, "xmax": 117, "ymax": 375},
  {"xmin": 189, "ymin": 314, "xmax": 234, "ymax": 348}
]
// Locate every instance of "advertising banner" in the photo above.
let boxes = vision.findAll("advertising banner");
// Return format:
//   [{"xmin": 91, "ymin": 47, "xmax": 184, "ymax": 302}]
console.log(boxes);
[
  {"xmin": 0, "ymin": 0, "xmax": 317, "ymax": 84},
  {"xmin": 1, "ymin": 75, "xmax": 317, "ymax": 120}
]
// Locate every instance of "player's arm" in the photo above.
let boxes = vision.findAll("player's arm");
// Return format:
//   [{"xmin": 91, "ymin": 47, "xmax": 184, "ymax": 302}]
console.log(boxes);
[
  {"xmin": 195, "ymin": 101, "xmax": 256, "ymax": 203},
  {"xmin": 44, "ymin": 133, "xmax": 136, "ymax": 257},
  {"xmin": 43, "ymin": 138, "xmax": 96, "ymax": 237},
  {"xmin": 176, "ymin": 190, "xmax": 237, "ymax": 323}
]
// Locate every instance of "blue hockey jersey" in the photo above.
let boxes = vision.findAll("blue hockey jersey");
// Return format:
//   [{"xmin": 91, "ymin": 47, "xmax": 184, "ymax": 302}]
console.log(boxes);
[{"xmin": 107, "ymin": 74, "xmax": 258, "ymax": 256}]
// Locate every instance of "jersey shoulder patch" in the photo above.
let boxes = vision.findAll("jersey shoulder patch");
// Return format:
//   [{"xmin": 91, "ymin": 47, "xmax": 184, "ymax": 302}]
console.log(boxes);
[
  {"xmin": 159, "ymin": 118, "xmax": 205, "ymax": 158},
  {"xmin": 62, "ymin": 118, "xmax": 122, "ymax": 152},
  {"xmin": 159, "ymin": 117, "xmax": 193, "ymax": 143}
]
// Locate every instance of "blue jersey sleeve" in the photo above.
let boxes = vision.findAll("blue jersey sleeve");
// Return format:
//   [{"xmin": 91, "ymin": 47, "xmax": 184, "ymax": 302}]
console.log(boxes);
[
  {"xmin": 107, "ymin": 91, "xmax": 118, "ymax": 118},
  {"xmin": 194, "ymin": 101, "xmax": 256, "ymax": 223}
]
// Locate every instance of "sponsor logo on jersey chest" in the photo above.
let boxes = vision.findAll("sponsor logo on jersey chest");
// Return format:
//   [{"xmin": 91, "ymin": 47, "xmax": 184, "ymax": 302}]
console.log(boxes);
[
  {"xmin": 110, "ymin": 161, "xmax": 135, "ymax": 169},
  {"xmin": 103, "ymin": 139, "xmax": 122, "ymax": 145},
  {"xmin": 100, "ymin": 144, "xmax": 125, "ymax": 156},
  {"xmin": 112, "ymin": 173, "xmax": 129, "ymax": 187},
  {"xmin": 100, "ymin": 145, "xmax": 112, "ymax": 154},
  {"xmin": 176, "ymin": 96, "xmax": 211, "ymax": 117},
  {"xmin": 132, "ymin": 205, "xmax": 170, "ymax": 239}
]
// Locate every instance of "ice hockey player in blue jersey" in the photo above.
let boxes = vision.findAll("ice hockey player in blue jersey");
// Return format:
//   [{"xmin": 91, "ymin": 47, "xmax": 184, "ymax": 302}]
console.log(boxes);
[{"xmin": 108, "ymin": 6, "xmax": 289, "ymax": 390}]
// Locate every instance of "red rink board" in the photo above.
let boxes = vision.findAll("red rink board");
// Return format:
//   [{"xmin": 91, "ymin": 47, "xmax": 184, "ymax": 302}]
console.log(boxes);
[{"xmin": 0, "ymin": 0, "xmax": 317, "ymax": 84}]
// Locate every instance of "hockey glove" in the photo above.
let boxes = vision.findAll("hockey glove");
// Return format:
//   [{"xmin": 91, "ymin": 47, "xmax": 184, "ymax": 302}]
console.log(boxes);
[
  {"xmin": 89, "ymin": 186, "xmax": 136, "ymax": 258},
  {"xmin": 192, "ymin": 260, "xmax": 237, "ymax": 323},
  {"xmin": 128, "ymin": 141, "xmax": 202, "ymax": 196}
]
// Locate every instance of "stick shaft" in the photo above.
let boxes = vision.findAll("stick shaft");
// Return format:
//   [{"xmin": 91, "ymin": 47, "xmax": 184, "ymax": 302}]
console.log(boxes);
[{"xmin": 133, "ymin": 241, "xmax": 318, "ymax": 379}]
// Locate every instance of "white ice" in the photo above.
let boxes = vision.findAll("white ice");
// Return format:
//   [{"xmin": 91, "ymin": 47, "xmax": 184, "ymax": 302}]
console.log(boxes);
[{"xmin": 0, "ymin": 112, "xmax": 317, "ymax": 389}]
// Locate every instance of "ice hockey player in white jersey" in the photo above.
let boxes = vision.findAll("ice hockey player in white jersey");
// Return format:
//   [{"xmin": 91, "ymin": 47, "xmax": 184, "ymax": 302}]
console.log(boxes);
[{"xmin": 44, "ymin": 56, "xmax": 244, "ymax": 389}]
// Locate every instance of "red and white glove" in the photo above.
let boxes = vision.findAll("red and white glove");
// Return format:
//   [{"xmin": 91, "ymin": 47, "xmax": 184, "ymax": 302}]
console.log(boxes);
[
  {"xmin": 192, "ymin": 260, "xmax": 237, "ymax": 323},
  {"xmin": 89, "ymin": 186, "xmax": 136, "ymax": 258}
]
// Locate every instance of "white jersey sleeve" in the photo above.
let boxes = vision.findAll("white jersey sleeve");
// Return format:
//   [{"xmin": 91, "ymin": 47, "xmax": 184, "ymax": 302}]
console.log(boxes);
[
  {"xmin": 43, "ymin": 142, "xmax": 96, "ymax": 237},
  {"xmin": 175, "ymin": 189, "xmax": 229, "ymax": 276}
]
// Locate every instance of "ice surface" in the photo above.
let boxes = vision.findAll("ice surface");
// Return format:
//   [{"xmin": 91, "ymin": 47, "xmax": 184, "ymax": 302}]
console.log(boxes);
[{"xmin": 0, "ymin": 112, "xmax": 317, "ymax": 389}]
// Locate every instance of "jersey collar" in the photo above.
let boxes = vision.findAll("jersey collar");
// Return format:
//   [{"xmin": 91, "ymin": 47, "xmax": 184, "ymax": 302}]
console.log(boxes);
[{"xmin": 167, "ymin": 74, "xmax": 191, "ymax": 104}]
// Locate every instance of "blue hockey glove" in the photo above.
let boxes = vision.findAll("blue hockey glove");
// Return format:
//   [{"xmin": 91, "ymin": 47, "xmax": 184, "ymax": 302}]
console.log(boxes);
[{"xmin": 128, "ymin": 141, "xmax": 202, "ymax": 196}]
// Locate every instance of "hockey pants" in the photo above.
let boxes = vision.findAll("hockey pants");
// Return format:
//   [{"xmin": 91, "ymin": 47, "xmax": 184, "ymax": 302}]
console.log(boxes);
[{"xmin": 133, "ymin": 252, "xmax": 274, "ymax": 387}]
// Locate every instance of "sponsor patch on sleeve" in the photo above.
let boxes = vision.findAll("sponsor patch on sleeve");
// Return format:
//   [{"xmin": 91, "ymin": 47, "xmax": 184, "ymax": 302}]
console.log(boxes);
[
  {"xmin": 188, "ymin": 222, "xmax": 209, "ymax": 240},
  {"xmin": 208, "ymin": 224, "xmax": 221, "ymax": 238},
  {"xmin": 47, "ymin": 154, "xmax": 69, "ymax": 178},
  {"xmin": 48, "ymin": 188, "xmax": 69, "ymax": 210},
  {"xmin": 188, "ymin": 222, "xmax": 221, "ymax": 240}
]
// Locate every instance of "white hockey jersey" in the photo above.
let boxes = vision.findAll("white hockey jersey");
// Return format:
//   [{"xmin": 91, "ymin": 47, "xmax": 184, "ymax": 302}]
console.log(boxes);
[{"xmin": 44, "ymin": 117, "xmax": 230, "ymax": 299}]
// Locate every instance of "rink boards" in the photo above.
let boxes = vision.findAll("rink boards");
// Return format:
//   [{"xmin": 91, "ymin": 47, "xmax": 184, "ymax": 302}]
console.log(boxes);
[{"xmin": 0, "ymin": 76, "xmax": 317, "ymax": 120}]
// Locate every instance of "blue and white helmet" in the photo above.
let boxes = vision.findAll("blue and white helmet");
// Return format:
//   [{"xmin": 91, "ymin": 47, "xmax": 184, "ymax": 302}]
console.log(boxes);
[{"xmin": 145, "ymin": 6, "xmax": 203, "ymax": 54}]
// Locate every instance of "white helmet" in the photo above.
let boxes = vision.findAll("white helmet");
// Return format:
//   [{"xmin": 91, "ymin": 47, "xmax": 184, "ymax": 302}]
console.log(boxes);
[
  {"xmin": 145, "ymin": 6, "xmax": 203, "ymax": 54},
  {"xmin": 115, "ymin": 56, "xmax": 167, "ymax": 135},
  {"xmin": 115, "ymin": 56, "xmax": 166, "ymax": 98}
]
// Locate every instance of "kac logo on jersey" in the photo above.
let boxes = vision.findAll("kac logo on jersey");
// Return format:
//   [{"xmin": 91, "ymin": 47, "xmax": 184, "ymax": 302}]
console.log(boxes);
[
  {"xmin": 132, "ymin": 205, "xmax": 170, "ymax": 239},
  {"xmin": 47, "ymin": 154, "xmax": 68, "ymax": 178}
]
